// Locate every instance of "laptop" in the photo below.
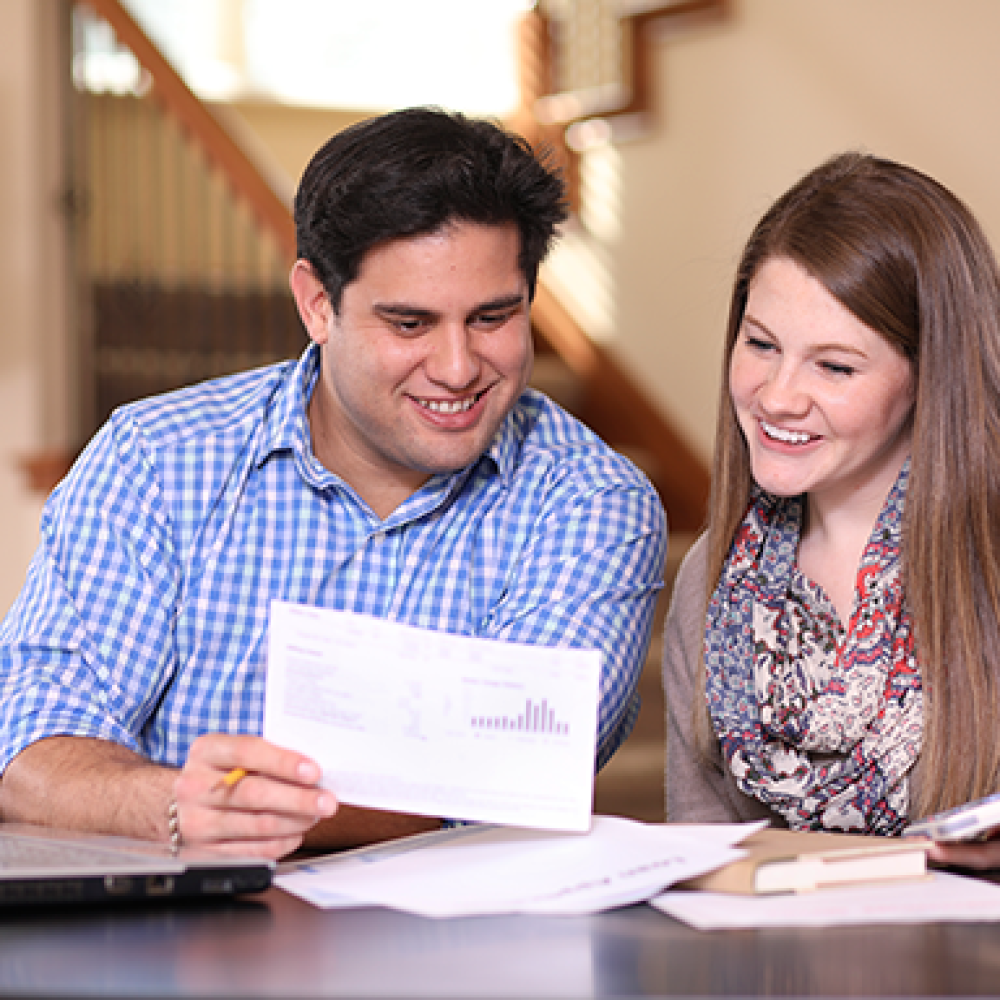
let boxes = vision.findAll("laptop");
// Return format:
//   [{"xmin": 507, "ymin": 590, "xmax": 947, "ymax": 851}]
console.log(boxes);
[{"xmin": 0, "ymin": 822, "xmax": 273, "ymax": 906}]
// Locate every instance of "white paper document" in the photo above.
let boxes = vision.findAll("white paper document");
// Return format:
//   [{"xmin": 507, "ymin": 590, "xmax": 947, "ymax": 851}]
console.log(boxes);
[
  {"xmin": 264, "ymin": 601, "xmax": 601, "ymax": 831},
  {"xmin": 652, "ymin": 870, "xmax": 1000, "ymax": 930},
  {"xmin": 277, "ymin": 817, "xmax": 759, "ymax": 917}
]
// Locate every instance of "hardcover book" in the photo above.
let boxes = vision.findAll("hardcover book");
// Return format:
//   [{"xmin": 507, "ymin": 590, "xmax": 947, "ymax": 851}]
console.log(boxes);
[{"xmin": 677, "ymin": 827, "xmax": 929, "ymax": 895}]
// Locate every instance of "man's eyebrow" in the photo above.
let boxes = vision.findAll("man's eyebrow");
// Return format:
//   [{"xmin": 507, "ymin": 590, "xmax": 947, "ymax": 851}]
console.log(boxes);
[
  {"xmin": 373, "ymin": 293, "xmax": 526, "ymax": 318},
  {"xmin": 374, "ymin": 303, "xmax": 436, "ymax": 319},
  {"xmin": 473, "ymin": 293, "xmax": 527, "ymax": 312}
]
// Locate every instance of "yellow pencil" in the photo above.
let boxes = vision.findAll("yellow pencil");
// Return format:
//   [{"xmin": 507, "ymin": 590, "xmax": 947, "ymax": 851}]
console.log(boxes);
[{"xmin": 216, "ymin": 767, "xmax": 247, "ymax": 791}]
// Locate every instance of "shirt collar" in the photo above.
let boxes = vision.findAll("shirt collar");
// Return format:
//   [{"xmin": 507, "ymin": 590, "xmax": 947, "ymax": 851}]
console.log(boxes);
[{"xmin": 256, "ymin": 344, "xmax": 319, "ymax": 466}]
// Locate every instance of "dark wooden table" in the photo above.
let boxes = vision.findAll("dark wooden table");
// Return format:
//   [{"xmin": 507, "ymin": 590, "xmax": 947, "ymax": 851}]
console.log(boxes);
[{"xmin": 3, "ymin": 886, "xmax": 1000, "ymax": 997}]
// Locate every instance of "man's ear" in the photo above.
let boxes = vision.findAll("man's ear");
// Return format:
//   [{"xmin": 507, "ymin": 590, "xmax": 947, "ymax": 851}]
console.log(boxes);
[{"xmin": 289, "ymin": 260, "xmax": 334, "ymax": 346}]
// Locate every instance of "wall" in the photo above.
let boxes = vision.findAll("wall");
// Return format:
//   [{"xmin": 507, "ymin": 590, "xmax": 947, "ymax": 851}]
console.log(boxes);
[
  {"xmin": 608, "ymin": 0, "xmax": 1000, "ymax": 462},
  {"xmin": 0, "ymin": 0, "xmax": 69, "ymax": 612}
]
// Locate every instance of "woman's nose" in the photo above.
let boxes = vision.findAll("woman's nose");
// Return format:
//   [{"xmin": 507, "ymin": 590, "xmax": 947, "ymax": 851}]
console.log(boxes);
[{"xmin": 758, "ymin": 364, "xmax": 809, "ymax": 415}]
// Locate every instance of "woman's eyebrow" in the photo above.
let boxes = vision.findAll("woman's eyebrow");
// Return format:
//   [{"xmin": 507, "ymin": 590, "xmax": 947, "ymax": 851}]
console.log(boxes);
[{"xmin": 742, "ymin": 313, "xmax": 869, "ymax": 357}]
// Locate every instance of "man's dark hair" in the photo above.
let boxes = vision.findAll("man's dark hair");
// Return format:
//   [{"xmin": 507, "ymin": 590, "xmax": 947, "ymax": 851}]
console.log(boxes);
[{"xmin": 293, "ymin": 107, "xmax": 568, "ymax": 309}]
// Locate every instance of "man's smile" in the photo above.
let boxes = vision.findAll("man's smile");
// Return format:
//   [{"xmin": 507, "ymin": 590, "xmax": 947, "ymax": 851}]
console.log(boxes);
[{"xmin": 414, "ymin": 388, "xmax": 489, "ymax": 415}]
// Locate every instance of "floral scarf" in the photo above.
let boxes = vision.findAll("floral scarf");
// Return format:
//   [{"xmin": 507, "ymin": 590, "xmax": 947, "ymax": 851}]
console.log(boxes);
[{"xmin": 704, "ymin": 464, "xmax": 922, "ymax": 834}]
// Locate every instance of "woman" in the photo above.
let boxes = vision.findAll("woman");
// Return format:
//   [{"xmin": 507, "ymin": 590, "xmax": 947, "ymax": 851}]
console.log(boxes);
[{"xmin": 663, "ymin": 151, "xmax": 1000, "ymax": 867}]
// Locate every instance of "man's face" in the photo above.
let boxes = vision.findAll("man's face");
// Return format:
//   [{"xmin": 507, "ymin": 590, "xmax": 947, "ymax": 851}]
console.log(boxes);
[{"xmin": 292, "ymin": 221, "xmax": 533, "ymax": 517}]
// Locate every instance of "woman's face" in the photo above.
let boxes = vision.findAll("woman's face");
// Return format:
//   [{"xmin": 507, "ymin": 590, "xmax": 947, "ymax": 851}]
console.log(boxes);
[{"xmin": 730, "ymin": 257, "xmax": 916, "ymax": 516}]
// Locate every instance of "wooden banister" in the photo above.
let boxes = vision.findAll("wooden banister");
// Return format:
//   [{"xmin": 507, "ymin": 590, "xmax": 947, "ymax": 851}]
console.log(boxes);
[{"xmin": 80, "ymin": 0, "xmax": 296, "ymax": 259}]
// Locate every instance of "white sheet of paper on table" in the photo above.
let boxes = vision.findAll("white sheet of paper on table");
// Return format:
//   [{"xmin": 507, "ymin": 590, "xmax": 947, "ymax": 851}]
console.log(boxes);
[
  {"xmin": 264, "ymin": 600, "xmax": 602, "ymax": 831},
  {"xmin": 652, "ymin": 869, "xmax": 1000, "ymax": 930},
  {"xmin": 277, "ymin": 817, "xmax": 761, "ymax": 917}
]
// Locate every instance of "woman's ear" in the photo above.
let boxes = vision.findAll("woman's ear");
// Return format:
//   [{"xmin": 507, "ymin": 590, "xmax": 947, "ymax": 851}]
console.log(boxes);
[{"xmin": 289, "ymin": 260, "xmax": 334, "ymax": 346}]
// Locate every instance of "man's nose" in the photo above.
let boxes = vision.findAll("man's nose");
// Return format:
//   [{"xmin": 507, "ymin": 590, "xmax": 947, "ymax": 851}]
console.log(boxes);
[{"xmin": 427, "ymin": 323, "xmax": 480, "ymax": 389}]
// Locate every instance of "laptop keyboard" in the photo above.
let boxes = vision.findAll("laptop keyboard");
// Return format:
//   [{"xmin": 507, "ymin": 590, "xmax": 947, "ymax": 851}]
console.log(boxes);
[{"xmin": 0, "ymin": 835, "xmax": 148, "ymax": 870}]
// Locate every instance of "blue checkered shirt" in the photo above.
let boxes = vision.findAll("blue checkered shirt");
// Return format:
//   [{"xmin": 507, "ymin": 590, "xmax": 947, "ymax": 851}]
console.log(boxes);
[{"xmin": 0, "ymin": 346, "xmax": 666, "ymax": 776}]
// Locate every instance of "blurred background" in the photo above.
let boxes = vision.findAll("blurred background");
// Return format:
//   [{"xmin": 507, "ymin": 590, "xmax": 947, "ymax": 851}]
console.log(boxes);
[{"xmin": 2, "ymin": 0, "xmax": 999, "ymax": 822}]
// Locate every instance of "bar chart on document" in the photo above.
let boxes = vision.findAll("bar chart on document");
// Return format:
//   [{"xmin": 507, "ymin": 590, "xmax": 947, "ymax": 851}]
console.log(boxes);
[
  {"xmin": 469, "ymin": 695, "xmax": 572, "ymax": 737},
  {"xmin": 265, "ymin": 602, "xmax": 602, "ymax": 830}
]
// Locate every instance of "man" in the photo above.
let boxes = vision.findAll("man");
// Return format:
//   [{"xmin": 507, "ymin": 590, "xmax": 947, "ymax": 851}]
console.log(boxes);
[{"xmin": 0, "ymin": 109, "xmax": 666, "ymax": 859}]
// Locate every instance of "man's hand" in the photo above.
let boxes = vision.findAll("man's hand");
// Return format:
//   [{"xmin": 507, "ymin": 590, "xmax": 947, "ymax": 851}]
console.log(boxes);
[
  {"xmin": 2, "ymin": 734, "xmax": 439, "ymax": 860},
  {"xmin": 171, "ymin": 734, "xmax": 337, "ymax": 858}
]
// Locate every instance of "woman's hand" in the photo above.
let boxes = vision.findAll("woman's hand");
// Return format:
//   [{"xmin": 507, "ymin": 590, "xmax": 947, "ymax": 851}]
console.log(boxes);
[{"xmin": 928, "ymin": 835, "xmax": 1000, "ymax": 870}]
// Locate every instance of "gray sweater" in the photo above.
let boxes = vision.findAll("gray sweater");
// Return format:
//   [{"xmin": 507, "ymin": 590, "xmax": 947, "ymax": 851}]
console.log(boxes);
[{"xmin": 662, "ymin": 533, "xmax": 925, "ymax": 825}]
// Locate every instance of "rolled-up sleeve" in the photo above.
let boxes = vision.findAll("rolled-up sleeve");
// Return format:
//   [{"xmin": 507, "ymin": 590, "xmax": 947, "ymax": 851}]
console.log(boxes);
[{"xmin": 0, "ymin": 413, "xmax": 180, "ymax": 772}]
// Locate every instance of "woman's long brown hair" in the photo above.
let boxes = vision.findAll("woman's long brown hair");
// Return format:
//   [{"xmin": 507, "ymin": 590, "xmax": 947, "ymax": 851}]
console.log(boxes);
[{"xmin": 699, "ymin": 152, "xmax": 1000, "ymax": 817}]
